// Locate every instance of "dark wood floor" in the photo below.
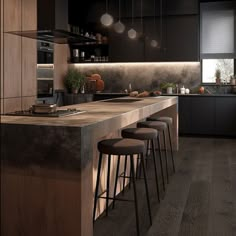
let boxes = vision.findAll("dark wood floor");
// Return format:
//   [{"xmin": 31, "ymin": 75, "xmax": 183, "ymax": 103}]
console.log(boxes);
[{"xmin": 94, "ymin": 136, "xmax": 236, "ymax": 236}]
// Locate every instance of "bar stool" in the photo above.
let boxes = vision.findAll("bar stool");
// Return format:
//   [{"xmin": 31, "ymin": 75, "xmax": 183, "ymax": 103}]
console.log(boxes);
[
  {"xmin": 121, "ymin": 127, "xmax": 165, "ymax": 201},
  {"xmin": 137, "ymin": 121, "xmax": 170, "ymax": 184},
  {"xmin": 93, "ymin": 138, "xmax": 152, "ymax": 236},
  {"xmin": 147, "ymin": 116, "xmax": 175, "ymax": 173}
]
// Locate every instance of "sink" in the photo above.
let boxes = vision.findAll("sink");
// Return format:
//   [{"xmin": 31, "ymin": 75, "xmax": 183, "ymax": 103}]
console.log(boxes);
[{"xmin": 102, "ymin": 98, "xmax": 143, "ymax": 103}]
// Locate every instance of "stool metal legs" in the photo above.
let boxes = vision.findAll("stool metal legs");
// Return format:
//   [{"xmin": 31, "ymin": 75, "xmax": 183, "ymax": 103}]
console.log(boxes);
[
  {"xmin": 157, "ymin": 135, "xmax": 165, "ymax": 191},
  {"xmin": 106, "ymin": 155, "xmax": 111, "ymax": 216},
  {"xmin": 150, "ymin": 139, "xmax": 160, "ymax": 202},
  {"xmin": 93, "ymin": 152, "xmax": 103, "ymax": 223},
  {"xmin": 112, "ymin": 155, "xmax": 121, "ymax": 209},
  {"xmin": 130, "ymin": 154, "xmax": 140, "ymax": 236},
  {"xmin": 94, "ymin": 153, "xmax": 152, "ymax": 236},
  {"xmin": 167, "ymin": 124, "xmax": 175, "ymax": 173},
  {"xmin": 163, "ymin": 130, "xmax": 169, "ymax": 184}
]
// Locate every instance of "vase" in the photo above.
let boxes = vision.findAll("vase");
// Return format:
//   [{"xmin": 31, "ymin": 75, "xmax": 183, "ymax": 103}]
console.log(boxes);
[
  {"xmin": 167, "ymin": 87, "xmax": 173, "ymax": 94},
  {"xmin": 72, "ymin": 88, "xmax": 78, "ymax": 94}
]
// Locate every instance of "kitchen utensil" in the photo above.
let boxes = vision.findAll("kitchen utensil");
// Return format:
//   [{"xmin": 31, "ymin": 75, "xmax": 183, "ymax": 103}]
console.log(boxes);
[{"xmin": 31, "ymin": 104, "xmax": 57, "ymax": 114}]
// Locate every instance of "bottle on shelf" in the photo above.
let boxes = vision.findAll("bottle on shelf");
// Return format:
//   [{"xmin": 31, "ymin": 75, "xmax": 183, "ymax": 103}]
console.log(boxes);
[
  {"xmin": 80, "ymin": 51, "xmax": 85, "ymax": 62},
  {"xmin": 72, "ymin": 49, "xmax": 79, "ymax": 63}
]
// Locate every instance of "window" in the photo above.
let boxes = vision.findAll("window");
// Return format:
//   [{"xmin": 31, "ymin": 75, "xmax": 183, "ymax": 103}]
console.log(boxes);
[
  {"xmin": 202, "ymin": 59, "xmax": 234, "ymax": 83},
  {"xmin": 200, "ymin": 1, "xmax": 236, "ymax": 83}
]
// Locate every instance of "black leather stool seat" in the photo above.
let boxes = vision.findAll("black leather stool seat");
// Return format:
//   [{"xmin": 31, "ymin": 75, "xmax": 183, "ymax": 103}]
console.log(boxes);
[
  {"xmin": 147, "ymin": 116, "xmax": 173, "ymax": 125},
  {"xmin": 121, "ymin": 128, "xmax": 157, "ymax": 140},
  {"xmin": 98, "ymin": 138, "xmax": 145, "ymax": 155},
  {"xmin": 137, "ymin": 121, "xmax": 168, "ymax": 131}
]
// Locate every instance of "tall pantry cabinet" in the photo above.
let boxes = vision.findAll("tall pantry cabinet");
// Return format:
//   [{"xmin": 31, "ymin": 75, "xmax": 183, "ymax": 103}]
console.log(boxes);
[{"xmin": 0, "ymin": 0, "xmax": 37, "ymax": 114}]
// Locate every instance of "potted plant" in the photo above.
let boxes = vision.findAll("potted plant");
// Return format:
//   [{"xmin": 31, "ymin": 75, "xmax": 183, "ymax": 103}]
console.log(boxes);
[
  {"xmin": 64, "ymin": 67, "xmax": 85, "ymax": 94},
  {"xmin": 215, "ymin": 69, "xmax": 221, "ymax": 85},
  {"xmin": 160, "ymin": 82, "xmax": 175, "ymax": 94}
]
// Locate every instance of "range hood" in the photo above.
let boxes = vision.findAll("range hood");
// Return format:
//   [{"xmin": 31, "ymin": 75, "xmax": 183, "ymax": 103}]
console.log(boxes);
[
  {"xmin": 6, "ymin": 0, "xmax": 95, "ymax": 45},
  {"xmin": 6, "ymin": 29, "xmax": 96, "ymax": 44}
]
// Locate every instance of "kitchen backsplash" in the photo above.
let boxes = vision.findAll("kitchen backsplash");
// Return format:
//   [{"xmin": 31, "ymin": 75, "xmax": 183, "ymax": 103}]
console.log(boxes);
[{"xmin": 72, "ymin": 62, "xmax": 201, "ymax": 93}]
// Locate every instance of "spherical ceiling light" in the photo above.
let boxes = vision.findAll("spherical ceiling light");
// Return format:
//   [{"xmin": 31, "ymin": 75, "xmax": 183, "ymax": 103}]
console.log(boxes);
[
  {"xmin": 127, "ymin": 0, "xmax": 137, "ymax": 39},
  {"xmin": 114, "ymin": 20, "xmax": 125, "ymax": 33},
  {"xmin": 128, "ymin": 28, "xmax": 137, "ymax": 39},
  {"xmin": 113, "ymin": 0, "xmax": 125, "ymax": 33},
  {"xmin": 150, "ymin": 39, "xmax": 158, "ymax": 48},
  {"xmin": 100, "ymin": 13, "xmax": 114, "ymax": 26}
]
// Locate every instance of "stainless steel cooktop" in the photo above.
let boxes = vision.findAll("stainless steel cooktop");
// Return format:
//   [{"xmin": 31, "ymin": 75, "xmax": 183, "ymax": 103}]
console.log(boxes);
[{"xmin": 5, "ymin": 109, "xmax": 84, "ymax": 117}]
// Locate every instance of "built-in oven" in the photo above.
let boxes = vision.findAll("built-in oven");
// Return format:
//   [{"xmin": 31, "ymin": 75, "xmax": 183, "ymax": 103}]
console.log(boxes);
[
  {"xmin": 37, "ymin": 41, "xmax": 53, "ymax": 64},
  {"xmin": 37, "ymin": 64, "xmax": 54, "ymax": 99}
]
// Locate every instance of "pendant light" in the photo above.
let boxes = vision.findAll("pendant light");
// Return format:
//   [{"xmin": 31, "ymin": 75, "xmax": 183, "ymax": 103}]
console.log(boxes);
[
  {"xmin": 150, "ymin": 0, "xmax": 158, "ymax": 48},
  {"xmin": 114, "ymin": 0, "xmax": 125, "ymax": 33},
  {"xmin": 140, "ymin": 0, "xmax": 143, "ymax": 36},
  {"xmin": 160, "ymin": 0, "xmax": 163, "ymax": 49},
  {"xmin": 100, "ymin": 0, "xmax": 114, "ymax": 27},
  {"xmin": 128, "ymin": 0, "xmax": 137, "ymax": 39}
]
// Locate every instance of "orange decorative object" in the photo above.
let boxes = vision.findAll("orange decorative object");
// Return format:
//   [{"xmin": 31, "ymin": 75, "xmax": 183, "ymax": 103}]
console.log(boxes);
[
  {"xmin": 199, "ymin": 86, "xmax": 204, "ymax": 94},
  {"xmin": 96, "ymin": 79, "xmax": 104, "ymax": 91},
  {"xmin": 90, "ymin": 74, "xmax": 102, "ymax": 81},
  {"xmin": 88, "ymin": 74, "xmax": 104, "ymax": 91}
]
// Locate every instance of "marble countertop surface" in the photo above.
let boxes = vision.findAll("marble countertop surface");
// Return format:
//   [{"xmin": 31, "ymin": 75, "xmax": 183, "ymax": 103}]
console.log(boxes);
[{"xmin": 1, "ymin": 96, "xmax": 178, "ymax": 128}]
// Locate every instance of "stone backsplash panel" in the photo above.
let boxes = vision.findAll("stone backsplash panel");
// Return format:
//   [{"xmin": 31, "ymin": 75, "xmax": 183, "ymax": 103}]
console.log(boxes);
[{"xmin": 72, "ymin": 62, "xmax": 201, "ymax": 93}]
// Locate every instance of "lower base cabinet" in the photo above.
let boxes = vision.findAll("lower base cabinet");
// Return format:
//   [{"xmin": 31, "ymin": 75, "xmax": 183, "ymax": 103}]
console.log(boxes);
[
  {"xmin": 64, "ymin": 93, "xmax": 94, "ymax": 105},
  {"xmin": 179, "ymin": 96, "xmax": 236, "ymax": 136}
]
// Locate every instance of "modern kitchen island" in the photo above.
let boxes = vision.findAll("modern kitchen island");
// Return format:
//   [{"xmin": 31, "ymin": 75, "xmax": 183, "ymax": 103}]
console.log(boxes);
[{"xmin": 1, "ymin": 96, "xmax": 178, "ymax": 236}]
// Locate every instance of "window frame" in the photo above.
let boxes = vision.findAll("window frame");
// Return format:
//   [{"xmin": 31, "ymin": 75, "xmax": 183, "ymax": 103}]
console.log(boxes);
[{"xmin": 200, "ymin": 1, "xmax": 236, "ymax": 84}]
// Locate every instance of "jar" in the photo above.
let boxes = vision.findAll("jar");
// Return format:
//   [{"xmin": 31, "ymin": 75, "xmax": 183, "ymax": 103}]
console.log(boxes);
[{"xmin": 180, "ymin": 86, "xmax": 185, "ymax": 94}]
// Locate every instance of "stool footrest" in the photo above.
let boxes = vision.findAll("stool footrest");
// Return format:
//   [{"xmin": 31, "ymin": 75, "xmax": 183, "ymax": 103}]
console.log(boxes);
[
  {"xmin": 97, "ymin": 190, "xmax": 107, "ymax": 198},
  {"xmin": 98, "ymin": 196, "xmax": 134, "ymax": 203}
]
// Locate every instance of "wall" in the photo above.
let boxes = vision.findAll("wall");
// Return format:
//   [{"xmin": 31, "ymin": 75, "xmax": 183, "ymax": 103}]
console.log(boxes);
[
  {"xmin": 72, "ymin": 62, "xmax": 201, "ymax": 93},
  {"xmin": 0, "ymin": 0, "xmax": 37, "ymax": 114}
]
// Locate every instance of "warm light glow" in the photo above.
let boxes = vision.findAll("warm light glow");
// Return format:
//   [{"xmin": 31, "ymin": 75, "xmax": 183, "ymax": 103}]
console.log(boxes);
[
  {"xmin": 100, "ymin": 13, "xmax": 114, "ymax": 26},
  {"xmin": 128, "ymin": 28, "xmax": 137, "ymax": 39},
  {"xmin": 114, "ymin": 21, "xmax": 125, "ymax": 33},
  {"xmin": 37, "ymin": 64, "xmax": 54, "ymax": 69},
  {"xmin": 72, "ymin": 62, "xmax": 200, "ymax": 68},
  {"xmin": 150, "ymin": 40, "xmax": 158, "ymax": 48}
]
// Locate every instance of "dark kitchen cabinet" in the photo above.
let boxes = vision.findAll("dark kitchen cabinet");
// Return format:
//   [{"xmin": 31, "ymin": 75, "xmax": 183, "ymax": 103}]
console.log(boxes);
[
  {"xmin": 109, "ymin": 20, "xmax": 144, "ymax": 62},
  {"xmin": 179, "ymin": 96, "xmax": 236, "ymax": 136},
  {"xmin": 179, "ymin": 96, "xmax": 192, "ymax": 134},
  {"xmin": 165, "ymin": 0, "xmax": 199, "ymax": 15},
  {"xmin": 215, "ymin": 97, "xmax": 236, "ymax": 136},
  {"xmin": 179, "ymin": 96, "xmax": 215, "ymax": 135},
  {"xmin": 164, "ymin": 15, "xmax": 199, "ymax": 61},
  {"xmin": 64, "ymin": 93, "xmax": 94, "ymax": 105},
  {"xmin": 191, "ymin": 97, "xmax": 215, "ymax": 134},
  {"xmin": 68, "ymin": 0, "xmax": 200, "ymax": 62},
  {"xmin": 145, "ymin": 15, "xmax": 199, "ymax": 62}
]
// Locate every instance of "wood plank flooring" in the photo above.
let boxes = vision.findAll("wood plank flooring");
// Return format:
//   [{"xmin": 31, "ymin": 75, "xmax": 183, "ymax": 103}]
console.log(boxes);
[{"xmin": 94, "ymin": 137, "xmax": 236, "ymax": 236}]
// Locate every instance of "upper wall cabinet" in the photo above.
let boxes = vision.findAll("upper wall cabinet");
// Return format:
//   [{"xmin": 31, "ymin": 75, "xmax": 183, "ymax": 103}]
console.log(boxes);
[
  {"xmin": 165, "ymin": 0, "xmax": 199, "ymax": 15},
  {"xmin": 68, "ymin": 0, "xmax": 200, "ymax": 62},
  {"xmin": 164, "ymin": 15, "xmax": 199, "ymax": 61}
]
